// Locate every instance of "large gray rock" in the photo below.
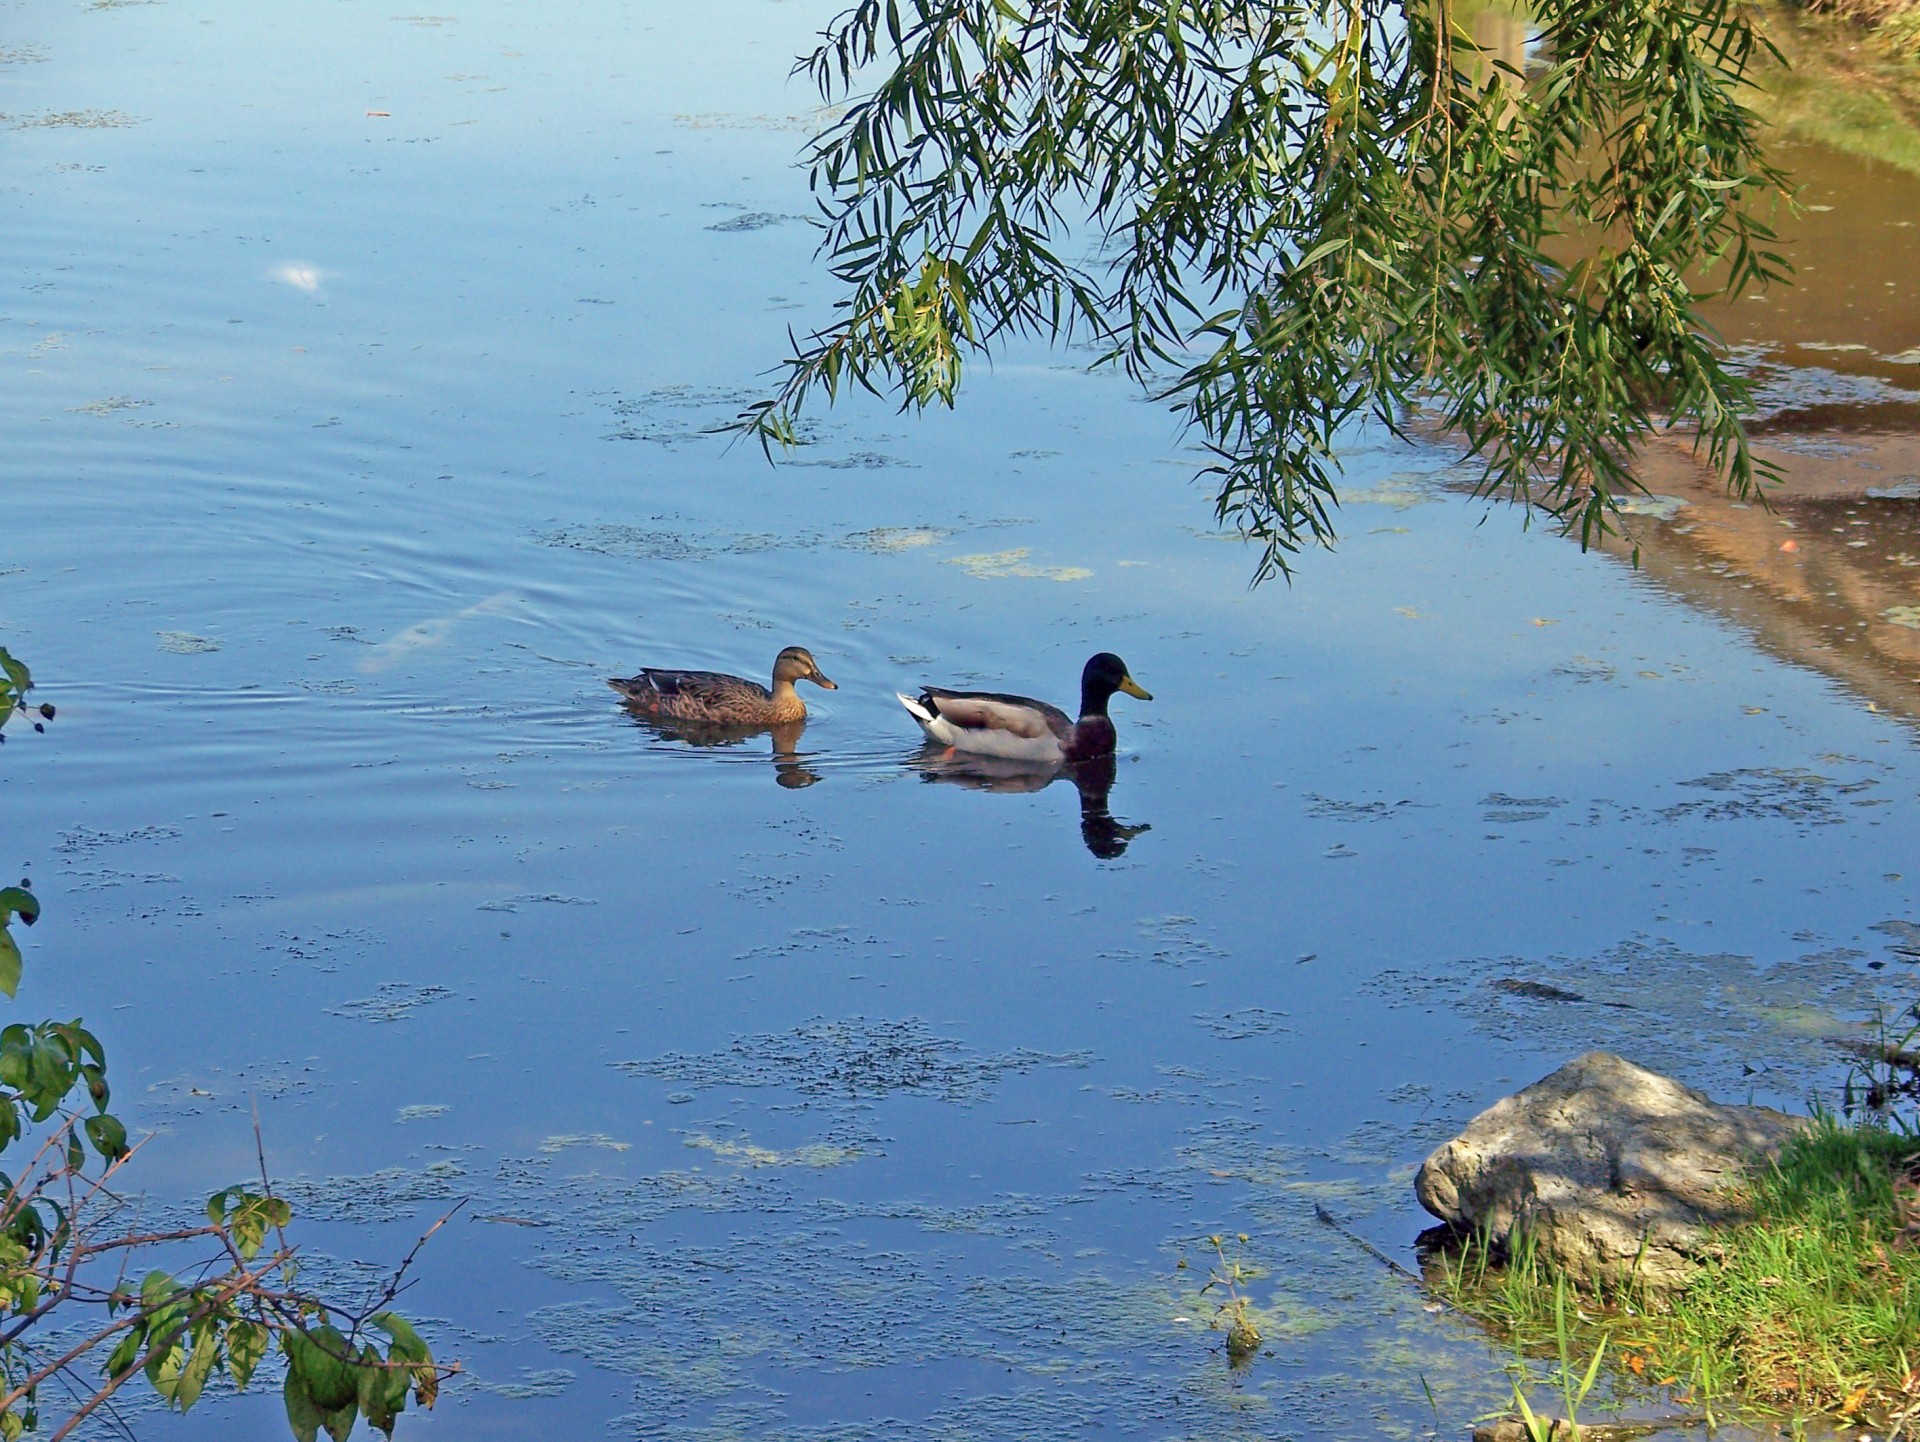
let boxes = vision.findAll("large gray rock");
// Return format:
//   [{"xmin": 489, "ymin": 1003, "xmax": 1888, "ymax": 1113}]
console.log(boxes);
[{"xmin": 1416, "ymin": 1051, "xmax": 1805, "ymax": 1293}]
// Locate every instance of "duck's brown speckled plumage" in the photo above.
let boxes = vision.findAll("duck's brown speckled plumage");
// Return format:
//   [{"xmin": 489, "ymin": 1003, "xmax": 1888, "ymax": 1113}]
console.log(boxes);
[{"xmin": 608, "ymin": 645, "xmax": 835, "ymax": 727}]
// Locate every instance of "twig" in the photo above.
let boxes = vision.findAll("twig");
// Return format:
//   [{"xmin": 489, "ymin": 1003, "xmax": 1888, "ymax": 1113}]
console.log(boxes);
[
  {"xmin": 359, "ymin": 1200, "xmax": 467, "ymax": 1322},
  {"xmin": 38, "ymin": 1352, "xmax": 140, "ymax": 1442},
  {"xmin": 252, "ymin": 1097, "xmax": 298, "ymax": 1269},
  {"xmin": 1313, "ymin": 1203, "xmax": 1422, "ymax": 1281},
  {"xmin": 0, "ymin": 1116, "xmax": 81, "ymax": 1223}
]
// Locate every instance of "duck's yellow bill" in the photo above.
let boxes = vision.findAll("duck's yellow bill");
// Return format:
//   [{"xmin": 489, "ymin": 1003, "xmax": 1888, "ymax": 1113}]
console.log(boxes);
[{"xmin": 1119, "ymin": 675, "xmax": 1152, "ymax": 701}]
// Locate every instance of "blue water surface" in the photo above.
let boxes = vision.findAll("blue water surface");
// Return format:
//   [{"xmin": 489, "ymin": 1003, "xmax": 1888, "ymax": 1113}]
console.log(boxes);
[{"xmin": 3, "ymin": 3, "xmax": 1916, "ymax": 1438}]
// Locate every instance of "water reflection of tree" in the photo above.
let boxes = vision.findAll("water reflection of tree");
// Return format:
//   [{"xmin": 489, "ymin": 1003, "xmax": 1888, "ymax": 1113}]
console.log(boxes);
[
  {"xmin": 1453, "ymin": 0, "xmax": 1534, "ymax": 93},
  {"xmin": 910, "ymin": 747, "xmax": 1150, "ymax": 859},
  {"xmin": 1609, "ymin": 437, "xmax": 1920, "ymax": 724}
]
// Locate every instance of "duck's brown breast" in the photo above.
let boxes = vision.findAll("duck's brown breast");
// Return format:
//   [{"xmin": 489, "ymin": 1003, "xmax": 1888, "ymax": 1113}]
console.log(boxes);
[{"xmin": 1061, "ymin": 715, "xmax": 1116, "ymax": 761}]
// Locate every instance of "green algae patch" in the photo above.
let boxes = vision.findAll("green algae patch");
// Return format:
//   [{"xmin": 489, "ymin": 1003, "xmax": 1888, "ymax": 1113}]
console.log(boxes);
[
  {"xmin": 472, "ymin": 1106, "xmax": 1423, "ymax": 1440},
  {"xmin": 274, "ymin": 1157, "xmax": 468, "ymax": 1225},
  {"xmin": 942, "ymin": 547, "xmax": 1093, "ymax": 581},
  {"xmin": 682, "ymin": 1134, "xmax": 861, "ymax": 1169},
  {"xmin": 541, "ymin": 1132, "xmax": 632, "ymax": 1154},
  {"xmin": 1364, "ymin": 936, "xmax": 1903, "ymax": 1098}
]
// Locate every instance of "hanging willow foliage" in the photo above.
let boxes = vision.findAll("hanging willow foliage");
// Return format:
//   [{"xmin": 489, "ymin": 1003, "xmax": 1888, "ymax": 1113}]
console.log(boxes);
[{"xmin": 737, "ymin": 0, "xmax": 1792, "ymax": 579}]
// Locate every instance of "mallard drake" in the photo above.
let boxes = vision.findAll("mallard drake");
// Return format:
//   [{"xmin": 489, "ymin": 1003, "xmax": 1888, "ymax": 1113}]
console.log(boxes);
[
  {"xmin": 898, "ymin": 652, "xmax": 1151, "ymax": 763},
  {"xmin": 608, "ymin": 645, "xmax": 836, "ymax": 726}
]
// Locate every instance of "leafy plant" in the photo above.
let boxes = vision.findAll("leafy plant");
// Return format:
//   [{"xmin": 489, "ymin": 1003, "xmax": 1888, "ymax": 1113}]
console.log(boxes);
[
  {"xmin": 742, "ymin": 0, "xmax": 1791, "ymax": 578},
  {"xmin": 0, "ymin": 650, "xmax": 51, "ymax": 742},
  {"xmin": 1193, "ymin": 1232, "xmax": 1264, "ymax": 1364},
  {"xmin": 0, "ymin": 649, "xmax": 452, "ymax": 1439}
]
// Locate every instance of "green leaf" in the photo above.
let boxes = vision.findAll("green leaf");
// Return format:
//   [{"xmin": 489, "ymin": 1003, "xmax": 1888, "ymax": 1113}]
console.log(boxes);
[
  {"xmin": 106, "ymin": 1321, "xmax": 149, "ymax": 1379},
  {"xmin": 234, "ymin": 1210, "xmax": 266, "ymax": 1258},
  {"xmin": 0, "ymin": 888, "xmax": 38, "ymax": 927},
  {"xmin": 372, "ymin": 1311, "xmax": 438, "ymax": 1410},
  {"xmin": 358, "ymin": 1343, "xmax": 408, "ymax": 1436},
  {"xmin": 228, "ymin": 1318, "xmax": 270, "ymax": 1392},
  {"xmin": 322, "ymin": 1398, "xmax": 360, "ymax": 1442},
  {"xmin": 0, "ymin": 648, "xmax": 30, "ymax": 698},
  {"xmin": 287, "ymin": 1324, "xmax": 359, "ymax": 1412},
  {"xmin": 144, "ymin": 1330, "xmax": 188, "ymax": 1400},
  {"xmin": 283, "ymin": 1370, "xmax": 324, "ymax": 1442},
  {"xmin": 2, "ymin": 1024, "xmax": 34, "ymax": 1082},
  {"xmin": 85, "ymin": 1112, "xmax": 129, "ymax": 1161},
  {"xmin": 173, "ymin": 1319, "xmax": 221, "ymax": 1411},
  {"xmin": 369, "ymin": 1312, "xmax": 428, "ymax": 1363},
  {"xmin": 0, "ymin": 932, "xmax": 18, "ymax": 1002},
  {"xmin": 71, "ymin": 1023, "xmax": 105, "ymax": 1066}
]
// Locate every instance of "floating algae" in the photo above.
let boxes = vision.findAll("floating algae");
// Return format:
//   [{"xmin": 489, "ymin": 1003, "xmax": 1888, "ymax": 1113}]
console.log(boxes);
[
  {"xmin": 1365, "ymin": 936, "xmax": 1902, "ymax": 1092},
  {"xmin": 328, "ymin": 981, "xmax": 457, "ymax": 1023},
  {"xmin": 1660, "ymin": 764, "xmax": 1881, "ymax": 827},
  {"xmin": 612, "ymin": 1016, "xmax": 1090, "ymax": 1103},
  {"xmin": 942, "ymin": 548, "xmax": 1092, "ymax": 582}
]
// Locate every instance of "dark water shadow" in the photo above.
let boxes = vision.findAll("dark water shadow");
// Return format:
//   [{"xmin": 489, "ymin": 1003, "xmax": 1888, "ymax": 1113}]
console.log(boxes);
[
  {"xmin": 908, "ymin": 747, "xmax": 1151, "ymax": 858},
  {"xmin": 617, "ymin": 705, "xmax": 823, "ymax": 788}
]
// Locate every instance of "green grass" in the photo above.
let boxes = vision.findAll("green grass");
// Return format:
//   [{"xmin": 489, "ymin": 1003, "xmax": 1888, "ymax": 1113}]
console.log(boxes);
[
  {"xmin": 1667, "ymin": 1119, "xmax": 1920, "ymax": 1417},
  {"xmin": 1432, "ymin": 1118, "xmax": 1920, "ymax": 1427}
]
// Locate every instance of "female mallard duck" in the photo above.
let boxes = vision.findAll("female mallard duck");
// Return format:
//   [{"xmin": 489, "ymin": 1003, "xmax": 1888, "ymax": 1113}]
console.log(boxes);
[
  {"xmin": 898, "ymin": 652, "xmax": 1151, "ymax": 764},
  {"xmin": 608, "ymin": 645, "xmax": 836, "ymax": 726}
]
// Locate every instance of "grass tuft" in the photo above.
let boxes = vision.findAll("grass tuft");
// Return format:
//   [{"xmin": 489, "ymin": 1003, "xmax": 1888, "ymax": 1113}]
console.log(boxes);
[
  {"xmin": 1669, "ymin": 1118, "xmax": 1920, "ymax": 1418},
  {"xmin": 1433, "ymin": 1116, "xmax": 1920, "ymax": 1427}
]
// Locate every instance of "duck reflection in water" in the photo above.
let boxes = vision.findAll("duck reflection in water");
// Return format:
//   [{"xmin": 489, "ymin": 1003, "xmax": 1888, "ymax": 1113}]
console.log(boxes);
[
  {"xmin": 909, "ymin": 748, "xmax": 1150, "ymax": 858},
  {"xmin": 615, "ymin": 709, "xmax": 824, "ymax": 788}
]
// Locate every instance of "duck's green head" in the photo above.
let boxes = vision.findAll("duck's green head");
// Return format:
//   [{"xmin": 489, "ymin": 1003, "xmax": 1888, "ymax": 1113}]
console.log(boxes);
[{"xmin": 1082, "ymin": 652, "xmax": 1151, "ymax": 710}]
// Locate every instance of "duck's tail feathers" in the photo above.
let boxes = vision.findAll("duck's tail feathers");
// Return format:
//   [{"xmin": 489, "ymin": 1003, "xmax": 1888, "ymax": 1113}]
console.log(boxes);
[{"xmin": 897, "ymin": 691, "xmax": 937, "ymax": 727}]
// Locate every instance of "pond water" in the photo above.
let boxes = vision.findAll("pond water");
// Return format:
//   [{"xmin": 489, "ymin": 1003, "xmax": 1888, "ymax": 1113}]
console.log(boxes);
[{"xmin": 3, "ymin": 3, "xmax": 1918, "ymax": 1439}]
